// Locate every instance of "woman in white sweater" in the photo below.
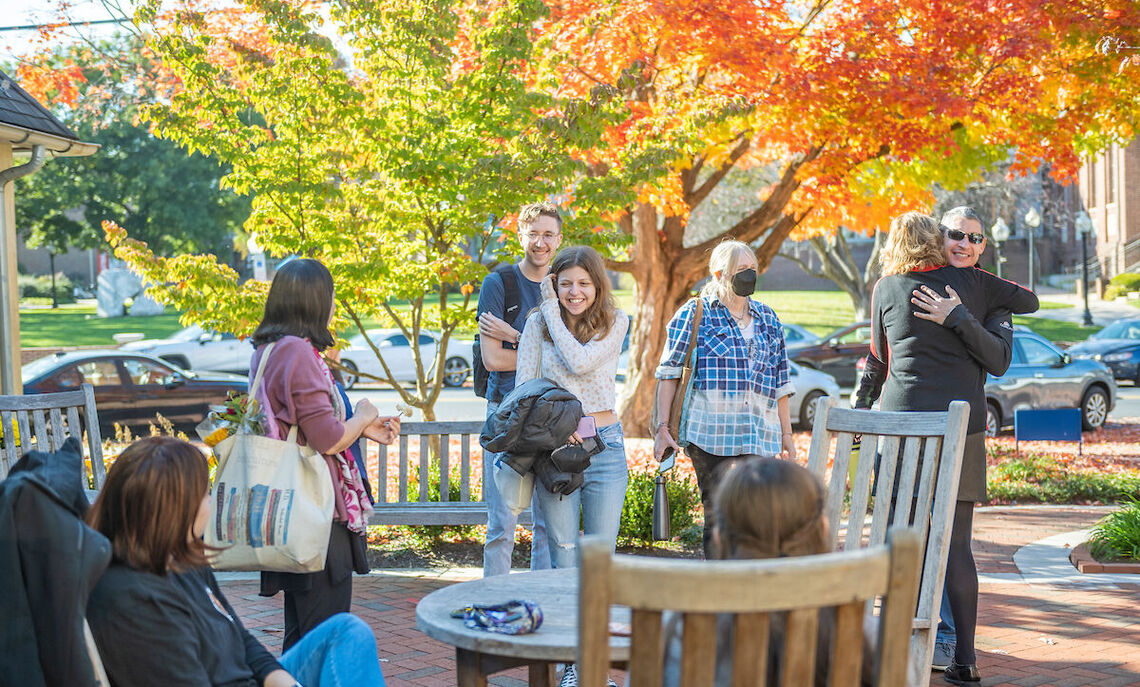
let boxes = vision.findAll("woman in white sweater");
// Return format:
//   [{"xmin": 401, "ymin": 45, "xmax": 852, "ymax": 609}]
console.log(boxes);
[{"xmin": 516, "ymin": 245, "xmax": 629, "ymax": 570}]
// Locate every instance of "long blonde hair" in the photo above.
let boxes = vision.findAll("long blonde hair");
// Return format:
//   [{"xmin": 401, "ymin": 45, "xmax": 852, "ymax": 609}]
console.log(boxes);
[
  {"xmin": 879, "ymin": 212, "xmax": 946, "ymax": 276},
  {"xmin": 700, "ymin": 240, "xmax": 756, "ymax": 300},
  {"xmin": 712, "ymin": 458, "xmax": 829, "ymax": 560}
]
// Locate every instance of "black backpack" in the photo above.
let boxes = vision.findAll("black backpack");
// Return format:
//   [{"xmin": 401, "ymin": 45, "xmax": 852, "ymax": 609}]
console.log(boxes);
[{"xmin": 473, "ymin": 265, "xmax": 521, "ymax": 399}]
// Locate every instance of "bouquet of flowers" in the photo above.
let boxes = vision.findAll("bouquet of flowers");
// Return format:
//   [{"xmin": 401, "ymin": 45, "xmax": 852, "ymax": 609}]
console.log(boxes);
[{"xmin": 196, "ymin": 392, "xmax": 266, "ymax": 448}]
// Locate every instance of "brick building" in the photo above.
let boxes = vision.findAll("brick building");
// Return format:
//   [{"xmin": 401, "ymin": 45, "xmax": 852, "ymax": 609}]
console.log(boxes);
[{"xmin": 1080, "ymin": 138, "xmax": 1140, "ymax": 280}]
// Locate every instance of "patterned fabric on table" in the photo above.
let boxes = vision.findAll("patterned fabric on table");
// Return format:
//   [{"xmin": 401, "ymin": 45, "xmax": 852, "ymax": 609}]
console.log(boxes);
[{"xmin": 655, "ymin": 296, "xmax": 793, "ymax": 457}]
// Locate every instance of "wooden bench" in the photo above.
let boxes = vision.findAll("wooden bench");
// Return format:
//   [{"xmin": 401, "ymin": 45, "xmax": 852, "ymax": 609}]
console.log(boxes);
[
  {"xmin": 364, "ymin": 420, "xmax": 531, "ymax": 527},
  {"xmin": 0, "ymin": 383, "xmax": 106, "ymax": 493}
]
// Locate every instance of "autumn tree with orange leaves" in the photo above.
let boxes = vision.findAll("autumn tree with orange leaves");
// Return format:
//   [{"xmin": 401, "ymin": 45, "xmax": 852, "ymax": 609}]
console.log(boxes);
[{"xmin": 536, "ymin": 0, "xmax": 1140, "ymax": 432}]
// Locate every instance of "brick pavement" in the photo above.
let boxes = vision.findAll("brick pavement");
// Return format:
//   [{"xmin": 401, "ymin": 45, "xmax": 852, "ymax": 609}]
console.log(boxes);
[{"xmin": 221, "ymin": 506, "xmax": 1140, "ymax": 687}]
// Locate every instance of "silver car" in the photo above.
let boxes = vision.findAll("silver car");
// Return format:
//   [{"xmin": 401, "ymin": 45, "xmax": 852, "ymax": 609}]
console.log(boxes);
[
  {"xmin": 985, "ymin": 331, "xmax": 1116, "ymax": 436},
  {"xmin": 789, "ymin": 361, "xmax": 841, "ymax": 428}
]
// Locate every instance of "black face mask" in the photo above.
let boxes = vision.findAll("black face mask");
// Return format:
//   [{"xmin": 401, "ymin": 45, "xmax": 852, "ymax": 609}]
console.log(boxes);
[{"xmin": 731, "ymin": 268, "xmax": 757, "ymax": 297}]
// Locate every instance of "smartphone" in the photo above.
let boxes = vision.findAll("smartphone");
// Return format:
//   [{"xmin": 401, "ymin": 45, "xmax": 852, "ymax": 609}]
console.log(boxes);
[{"xmin": 576, "ymin": 415, "xmax": 597, "ymax": 439}]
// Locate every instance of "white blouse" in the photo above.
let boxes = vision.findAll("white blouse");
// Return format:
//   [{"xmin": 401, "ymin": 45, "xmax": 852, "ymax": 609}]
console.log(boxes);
[{"xmin": 515, "ymin": 299, "xmax": 628, "ymax": 414}]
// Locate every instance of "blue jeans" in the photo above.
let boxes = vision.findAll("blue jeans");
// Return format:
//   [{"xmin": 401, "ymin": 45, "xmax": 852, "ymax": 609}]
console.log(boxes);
[
  {"xmin": 483, "ymin": 402, "xmax": 550, "ymax": 577},
  {"xmin": 536, "ymin": 422, "xmax": 629, "ymax": 569},
  {"xmin": 937, "ymin": 585, "xmax": 956, "ymax": 644},
  {"xmin": 279, "ymin": 613, "xmax": 386, "ymax": 686}
]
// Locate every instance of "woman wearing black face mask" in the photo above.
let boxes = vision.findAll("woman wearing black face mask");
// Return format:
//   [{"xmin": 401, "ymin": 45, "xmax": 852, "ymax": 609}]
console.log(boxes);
[{"xmin": 654, "ymin": 240, "xmax": 795, "ymax": 558}]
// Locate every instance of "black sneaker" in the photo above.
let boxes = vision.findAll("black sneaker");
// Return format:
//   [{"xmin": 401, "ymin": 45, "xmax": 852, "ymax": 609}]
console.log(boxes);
[{"xmin": 944, "ymin": 662, "xmax": 981, "ymax": 685}]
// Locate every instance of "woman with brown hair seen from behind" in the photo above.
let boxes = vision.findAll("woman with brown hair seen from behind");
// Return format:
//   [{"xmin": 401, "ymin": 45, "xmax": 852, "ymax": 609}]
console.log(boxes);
[
  {"xmin": 249, "ymin": 258, "xmax": 401, "ymax": 649},
  {"xmin": 86, "ymin": 436, "xmax": 387, "ymax": 686},
  {"xmin": 664, "ymin": 457, "xmax": 873, "ymax": 686}
]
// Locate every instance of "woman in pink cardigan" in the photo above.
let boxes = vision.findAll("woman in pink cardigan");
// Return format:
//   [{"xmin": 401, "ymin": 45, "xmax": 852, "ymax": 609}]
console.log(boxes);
[{"xmin": 249, "ymin": 258, "xmax": 401, "ymax": 649}]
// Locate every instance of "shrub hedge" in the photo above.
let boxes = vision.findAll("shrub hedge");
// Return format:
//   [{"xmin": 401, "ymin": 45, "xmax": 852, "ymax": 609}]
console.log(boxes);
[{"xmin": 1087, "ymin": 496, "xmax": 1140, "ymax": 562}]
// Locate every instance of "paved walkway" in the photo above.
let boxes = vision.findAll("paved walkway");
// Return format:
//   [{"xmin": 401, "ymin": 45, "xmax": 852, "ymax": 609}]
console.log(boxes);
[
  {"xmin": 221, "ymin": 506, "xmax": 1140, "ymax": 687},
  {"xmin": 1033, "ymin": 289, "xmax": 1138, "ymax": 327}
]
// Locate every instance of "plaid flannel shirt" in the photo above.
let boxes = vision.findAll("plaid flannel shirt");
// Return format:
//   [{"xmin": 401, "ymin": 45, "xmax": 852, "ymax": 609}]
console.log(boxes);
[{"xmin": 655, "ymin": 296, "xmax": 793, "ymax": 457}]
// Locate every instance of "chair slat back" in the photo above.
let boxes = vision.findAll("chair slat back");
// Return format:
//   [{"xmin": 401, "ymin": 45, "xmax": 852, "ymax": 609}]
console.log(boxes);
[
  {"xmin": 578, "ymin": 531, "xmax": 922, "ymax": 687},
  {"xmin": 0, "ymin": 384, "xmax": 105, "ymax": 488},
  {"xmin": 805, "ymin": 397, "xmax": 969, "ymax": 686}
]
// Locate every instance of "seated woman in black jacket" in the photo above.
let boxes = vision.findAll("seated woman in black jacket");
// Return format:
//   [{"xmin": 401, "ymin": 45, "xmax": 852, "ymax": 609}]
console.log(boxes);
[{"xmin": 86, "ymin": 436, "xmax": 387, "ymax": 687}]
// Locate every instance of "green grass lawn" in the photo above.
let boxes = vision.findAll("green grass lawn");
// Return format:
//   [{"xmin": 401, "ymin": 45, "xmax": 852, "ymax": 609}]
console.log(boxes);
[
  {"xmin": 1013, "ymin": 315, "xmax": 1101, "ymax": 343},
  {"xmin": 19, "ymin": 304, "xmax": 186, "ymax": 348}
]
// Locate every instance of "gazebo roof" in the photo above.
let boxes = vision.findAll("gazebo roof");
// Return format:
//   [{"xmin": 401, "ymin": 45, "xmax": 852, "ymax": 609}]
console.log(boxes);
[{"xmin": 0, "ymin": 69, "xmax": 97, "ymax": 156}]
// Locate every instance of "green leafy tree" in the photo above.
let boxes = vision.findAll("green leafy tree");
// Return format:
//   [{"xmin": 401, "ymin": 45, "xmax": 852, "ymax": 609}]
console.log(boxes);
[
  {"xmin": 106, "ymin": 0, "xmax": 625, "ymax": 419},
  {"xmin": 14, "ymin": 34, "xmax": 250, "ymax": 261}
]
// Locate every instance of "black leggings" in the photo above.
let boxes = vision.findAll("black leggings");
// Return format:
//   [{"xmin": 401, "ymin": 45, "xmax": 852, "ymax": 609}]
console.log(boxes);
[{"xmin": 945, "ymin": 500, "xmax": 978, "ymax": 665}]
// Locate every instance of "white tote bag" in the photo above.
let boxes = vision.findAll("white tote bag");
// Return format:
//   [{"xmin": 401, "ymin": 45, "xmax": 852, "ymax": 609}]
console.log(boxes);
[{"xmin": 206, "ymin": 342, "xmax": 335, "ymax": 573}]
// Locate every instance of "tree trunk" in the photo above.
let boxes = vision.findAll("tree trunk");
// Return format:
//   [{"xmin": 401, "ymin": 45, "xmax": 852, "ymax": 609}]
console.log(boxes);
[
  {"xmin": 617, "ymin": 267, "xmax": 698, "ymax": 437},
  {"xmin": 49, "ymin": 253, "xmax": 58, "ymax": 309},
  {"xmin": 613, "ymin": 152, "xmax": 816, "ymax": 436}
]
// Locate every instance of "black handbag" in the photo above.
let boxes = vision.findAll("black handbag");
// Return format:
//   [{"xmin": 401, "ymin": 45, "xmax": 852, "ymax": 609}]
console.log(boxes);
[{"xmin": 536, "ymin": 436, "xmax": 604, "ymax": 496}]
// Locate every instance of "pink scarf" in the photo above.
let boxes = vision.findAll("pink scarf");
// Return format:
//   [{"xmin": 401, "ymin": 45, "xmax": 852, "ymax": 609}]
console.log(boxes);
[{"xmin": 310, "ymin": 347, "xmax": 372, "ymax": 535}]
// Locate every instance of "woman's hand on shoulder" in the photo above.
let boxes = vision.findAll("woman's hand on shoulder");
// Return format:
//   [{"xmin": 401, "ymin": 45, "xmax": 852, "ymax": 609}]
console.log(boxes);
[
  {"xmin": 911, "ymin": 284, "xmax": 961, "ymax": 326},
  {"xmin": 363, "ymin": 415, "xmax": 401, "ymax": 445}
]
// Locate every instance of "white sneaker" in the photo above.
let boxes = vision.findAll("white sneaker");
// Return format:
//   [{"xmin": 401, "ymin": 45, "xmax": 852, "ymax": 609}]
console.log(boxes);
[{"xmin": 559, "ymin": 664, "xmax": 577, "ymax": 687}]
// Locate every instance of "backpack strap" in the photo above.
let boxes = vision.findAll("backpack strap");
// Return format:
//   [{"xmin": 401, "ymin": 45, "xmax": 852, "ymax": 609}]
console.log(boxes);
[{"xmin": 498, "ymin": 265, "xmax": 522, "ymax": 327}]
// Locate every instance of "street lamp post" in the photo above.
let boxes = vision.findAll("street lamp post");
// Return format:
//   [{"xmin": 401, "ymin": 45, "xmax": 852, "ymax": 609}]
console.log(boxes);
[
  {"xmin": 1024, "ymin": 207, "xmax": 1041, "ymax": 292},
  {"xmin": 1075, "ymin": 212, "xmax": 1094, "ymax": 327},
  {"xmin": 990, "ymin": 217, "xmax": 1011, "ymax": 280}
]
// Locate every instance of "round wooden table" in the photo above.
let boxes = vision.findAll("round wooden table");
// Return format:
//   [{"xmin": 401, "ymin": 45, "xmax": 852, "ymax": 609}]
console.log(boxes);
[{"xmin": 415, "ymin": 568, "xmax": 630, "ymax": 687}]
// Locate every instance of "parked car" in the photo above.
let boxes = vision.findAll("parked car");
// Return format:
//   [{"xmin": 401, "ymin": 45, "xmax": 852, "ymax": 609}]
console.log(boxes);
[
  {"xmin": 120, "ymin": 324, "xmax": 251, "ymax": 374},
  {"xmin": 22, "ymin": 351, "xmax": 248, "ymax": 434},
  {"xmin": 786, "ymin": 320, "xmax": 872, "ymax": 387},
  {"xmin": 613, "ymin": 321, "xmax": 820, "ymax": 383},
  {"xmin": 782, "ymin": 323, "xmax": 820, "ymax": 347},
  {"xmin": 1066, "ymin": 318, "xmax": 1140, "ymax": 384},
  {"xmin": 789, "ymin": 361, "xmax": 841, "ymax": 428},
  {"xmin": 340, "ymin": 329, "xmax": 474, "ymax": 389},
  {"xmin": 985, "ymin": 331, "xmax": 1116, "ymax": 436}
]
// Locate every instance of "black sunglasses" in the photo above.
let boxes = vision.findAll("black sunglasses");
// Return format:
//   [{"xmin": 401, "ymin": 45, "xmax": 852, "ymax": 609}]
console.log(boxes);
[{"xmin": 945, "ymin": 228, "xmax": 985, "ymax": 245}]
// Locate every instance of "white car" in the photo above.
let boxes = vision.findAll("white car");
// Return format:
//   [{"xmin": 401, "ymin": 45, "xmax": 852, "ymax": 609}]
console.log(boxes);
[
  {"xmin": 120, "ymin": 325, "xmax": 251, "ymax": 374},
  {"xmin": 788, "ymin": 361, "xmax": 841, "ymax": 428},
  {"xmin": 340, "ymin": 329, "xmax": 474, "ymax": 389}
]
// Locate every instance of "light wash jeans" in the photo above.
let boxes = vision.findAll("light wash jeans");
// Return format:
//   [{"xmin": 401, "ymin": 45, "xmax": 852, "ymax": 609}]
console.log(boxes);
[
  {"xmin": 536, "ymin": 421, "xmax": 629, "ymax": 569},
  {"xmin": 279, "ymin": 613, "xmax": 386, "ymax": 686},
  {"xmin": 937, "ymin": 585, "xmax": 956, "ymax": 644},
  {"xmin": 483, "ymin": 402, "xmax": 550, "ymax": 577}
]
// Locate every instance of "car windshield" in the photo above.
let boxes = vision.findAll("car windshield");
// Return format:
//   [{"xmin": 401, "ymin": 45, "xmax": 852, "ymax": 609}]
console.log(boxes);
[
  {"xmin": 22, "ymin": 355, "xmax": 65, "ymax": 379},
  {"xmin": 1091, "ymin": 321, "xmax": 1140, "ymax": 340},
  {"xmin": 169, "ymin": 325, "xmax": 206, "ymax": 342}
]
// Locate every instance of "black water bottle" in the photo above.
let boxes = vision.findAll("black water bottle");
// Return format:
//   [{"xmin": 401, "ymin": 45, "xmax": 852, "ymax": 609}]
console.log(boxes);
[{"xmin": 652, "ymin": 471, "xmax": 671, "ymax": 541}]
